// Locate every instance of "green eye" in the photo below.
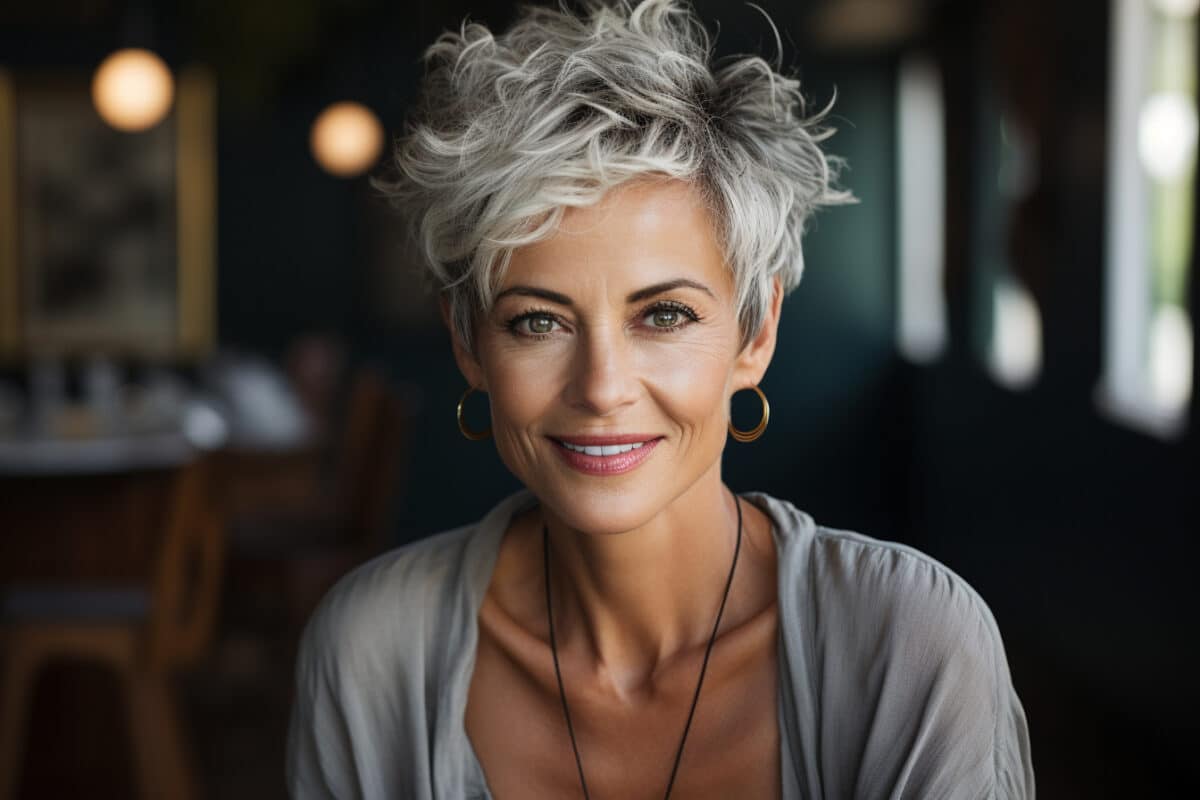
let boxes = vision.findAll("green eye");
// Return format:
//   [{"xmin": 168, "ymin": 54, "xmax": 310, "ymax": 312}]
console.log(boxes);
[
  {"xmin": 651, "ymin": 309, "xmax": 681, "ymax": 327},
  {"xmin": 527, "ymin": 315, "xmax": 555, "ymax": 334}
]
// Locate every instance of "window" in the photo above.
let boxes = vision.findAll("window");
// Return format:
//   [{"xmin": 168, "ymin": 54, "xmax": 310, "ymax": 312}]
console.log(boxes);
[
  {"xmin": 1101, "ymin": 0, "xmax": 1197, "ymax": 437},
  {"xmin": 896, "ymin": 53, "xmax": 948, "ymax": 364}
]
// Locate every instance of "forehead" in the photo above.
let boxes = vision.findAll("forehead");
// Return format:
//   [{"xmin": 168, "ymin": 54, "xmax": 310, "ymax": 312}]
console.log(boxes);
[{"xmin": 500, "ymin": 178, "xmax": 732, "ymax": 297}]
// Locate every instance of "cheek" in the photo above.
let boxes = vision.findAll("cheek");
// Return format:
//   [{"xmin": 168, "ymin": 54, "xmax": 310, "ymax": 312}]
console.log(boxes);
[
  {"xmin": 490, "ymin": 378, "xmax": 556, "ymax": 428},
  {"xmin": 479, "ymin": 341, "xmax": 566, "ymax": 453},
  {"xmin": 636, "ymin": 338, "xmax": 734, "ymax": 429}
]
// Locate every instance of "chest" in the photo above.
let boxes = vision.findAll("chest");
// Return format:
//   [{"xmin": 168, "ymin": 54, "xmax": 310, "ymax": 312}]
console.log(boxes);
[{"xmin": 464, "ymin": 620, "xmax": 781, "ymax": 799}]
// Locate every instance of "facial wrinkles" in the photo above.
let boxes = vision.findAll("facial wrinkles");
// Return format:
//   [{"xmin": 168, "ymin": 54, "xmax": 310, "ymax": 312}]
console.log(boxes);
[
  {"xmin": 474, "ymin": 178, "xmax": 750, "ymax": 533},
  {"xmin": 635, "ymin": 321, "xmax": 731, "ymax": 454},
  {"xmin": 485, "ymin": 298, "xmax": 735, "ymax": 487}
]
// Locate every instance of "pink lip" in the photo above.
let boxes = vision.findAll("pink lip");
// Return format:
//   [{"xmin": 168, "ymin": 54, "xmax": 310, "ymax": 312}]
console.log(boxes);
[{"xmin": 549, "ymin": 435, "xmax": 662, "ymax": 476}]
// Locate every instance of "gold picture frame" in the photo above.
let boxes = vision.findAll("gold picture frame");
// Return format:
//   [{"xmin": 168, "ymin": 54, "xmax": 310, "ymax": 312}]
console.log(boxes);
[{"xmin": 0, "ymin": 66, "xmax": 216, "ymax": 361}]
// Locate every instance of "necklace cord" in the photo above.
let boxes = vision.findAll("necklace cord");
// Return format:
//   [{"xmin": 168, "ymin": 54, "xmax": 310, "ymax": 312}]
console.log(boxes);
[
  {"xmin": 544, "ymin": 522, "xmax": 591, "ymax": 798},
  {"xmin": 542, "ymin": 492, "xmax": 745, "ymax": 800}
]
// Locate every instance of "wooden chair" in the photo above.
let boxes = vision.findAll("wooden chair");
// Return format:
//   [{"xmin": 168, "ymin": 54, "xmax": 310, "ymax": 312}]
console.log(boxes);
[
  {"xmin": 224, "ymin": 367, "xmax": 411, "ymax": 634},
  {"xmin": 0, "ymin": 457, "xmax": 224, "ymax": 800},
  {"xmin": 328, "ymin": 368, "xmax": 411, "ymax": 555}
]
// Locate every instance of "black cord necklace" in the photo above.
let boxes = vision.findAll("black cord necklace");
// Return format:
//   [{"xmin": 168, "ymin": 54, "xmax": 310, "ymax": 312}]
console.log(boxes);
[{"xmin": 542, "ymin": 492, "xmax": 744, "ymax": 800}]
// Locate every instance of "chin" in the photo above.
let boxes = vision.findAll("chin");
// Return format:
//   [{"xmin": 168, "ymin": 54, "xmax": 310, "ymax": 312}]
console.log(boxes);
[{"xmin": 531, "ymin": 477, "xmax": 673, "ymax": 536}]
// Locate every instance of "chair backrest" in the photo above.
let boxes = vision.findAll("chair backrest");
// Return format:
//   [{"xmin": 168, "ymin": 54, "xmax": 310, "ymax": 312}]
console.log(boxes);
[
  {"xmin": 0, "ymin": 470, "xmax": 174, "ymax": 585},
  {"xmin": 0, "ymin": 456, "xmax": 225, "ymax": 670},
  {"xmin": 146, "ymin": 456, "xmax": 225, "ymax": 670},
  {"xmin": 331, "ymin": 369, "xmax": 410, "ymax": 555}
]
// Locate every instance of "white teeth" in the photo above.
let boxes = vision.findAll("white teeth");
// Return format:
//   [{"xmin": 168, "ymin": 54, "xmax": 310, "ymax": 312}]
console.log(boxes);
[{"xmin": 560, "ymin": 440, "xmax": 647, "ymax": 456}]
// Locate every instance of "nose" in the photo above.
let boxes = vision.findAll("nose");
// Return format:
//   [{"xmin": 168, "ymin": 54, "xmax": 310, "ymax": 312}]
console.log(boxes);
[{"xmin": 563, "ymin": 324, "xmax": 640, "ymax": 417}]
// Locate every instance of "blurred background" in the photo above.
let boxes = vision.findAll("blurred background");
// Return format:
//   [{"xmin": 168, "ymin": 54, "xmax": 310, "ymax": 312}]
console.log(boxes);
[{"xmin": 0, "ymin": 0, "xmax": 1196, "ymax": 796}]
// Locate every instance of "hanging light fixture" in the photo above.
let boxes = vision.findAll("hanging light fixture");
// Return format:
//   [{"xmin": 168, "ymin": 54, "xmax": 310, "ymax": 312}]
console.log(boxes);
[
  {"xmin": 92, "ymin": 48, "xmax": 175, "ymax": 132},
  {"xmin": 310, "ymin": 101, "xmax": 384, "ymax": 177}
]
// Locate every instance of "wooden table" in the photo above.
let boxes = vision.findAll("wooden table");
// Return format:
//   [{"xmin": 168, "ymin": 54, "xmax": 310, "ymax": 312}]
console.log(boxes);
[
  {"xmin": 0, "ymin": 430, "xmax": 201, "ymax": 585},
  {"xmin": 0, "ymin": 430, "xmax": 196, "ymax": 477}
]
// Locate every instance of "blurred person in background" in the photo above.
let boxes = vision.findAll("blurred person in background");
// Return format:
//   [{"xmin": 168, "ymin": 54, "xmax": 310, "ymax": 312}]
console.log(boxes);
[{"xmin": 286, "ymin": 1, "xmax": 1034, "ymax": 797}]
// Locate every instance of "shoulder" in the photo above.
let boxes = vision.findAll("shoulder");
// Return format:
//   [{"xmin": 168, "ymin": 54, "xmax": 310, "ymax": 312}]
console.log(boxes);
[
  {"xmin": 300, "ymin": 488, "xmax": 534, "ymax": 662},
  {"xmin": 746, "ymin": 491, "xmax": 1002, "ymax": 660},
  {"xmin": 297, "ymin": 523, "xmax": 479, "ymax": 678},
  {"xmin": 746, "ymin": 492, "xmax": 1034, "ymax": 797},
  {"xmin": 811, "ymin": 524, "xmax": 1002, "ymax": 651},
  {"xmin": 287, "ymin": 491, "xmax": 534, "ymax": 798},
  {"xmin": 293, "ymin": 488, "xmax": 535, "ymax": 694},
  {"xmin": 286, "ymin": 527, "xmax": 477, "ymax": 798}
]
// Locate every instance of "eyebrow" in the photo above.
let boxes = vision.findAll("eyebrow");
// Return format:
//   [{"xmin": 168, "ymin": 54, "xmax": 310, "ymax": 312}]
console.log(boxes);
[{"xmin": 494, "ymin": 278, "xmax": 716, "ymax": 306}]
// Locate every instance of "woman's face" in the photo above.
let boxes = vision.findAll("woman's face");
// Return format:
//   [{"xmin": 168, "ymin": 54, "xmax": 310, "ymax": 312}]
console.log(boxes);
[{"xmin": 452, "ymin": 178, "xmax": 781, "ymax": 534}]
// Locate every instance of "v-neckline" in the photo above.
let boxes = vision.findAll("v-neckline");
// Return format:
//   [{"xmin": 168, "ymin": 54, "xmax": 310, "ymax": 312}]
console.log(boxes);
[{"xmin": 442, "ymin": 489, "xmax": 797, "ymax": 799}]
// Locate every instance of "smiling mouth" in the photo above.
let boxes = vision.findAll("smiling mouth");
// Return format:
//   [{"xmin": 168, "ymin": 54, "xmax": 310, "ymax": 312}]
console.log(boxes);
[
  {"xmin": 556, "ymin": 440, "xmax": 651, "ymax": 456},
  {"xmin": 548, "ymin": 435, "xmax": 664, "ymax": 475}
]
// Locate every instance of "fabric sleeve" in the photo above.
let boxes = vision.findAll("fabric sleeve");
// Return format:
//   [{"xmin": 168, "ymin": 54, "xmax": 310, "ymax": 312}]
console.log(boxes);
[
  {"xmin": 285, "ymin": 586, "xmax": 365, "ymax": 799},
  {"xmin": 283, "ymin": 546, "xmax": 436, "ymax": 800},
  {"xmin": 861, "ymin": 546, "xmax": 1035, "ymax": 800},
  {"xmin": 806, "ymin": 535, "xmax": 1035, "ymax": 800},
  {"xmin": 990, "ymin": 631, "xmax": 1036, "ymax": 799}
]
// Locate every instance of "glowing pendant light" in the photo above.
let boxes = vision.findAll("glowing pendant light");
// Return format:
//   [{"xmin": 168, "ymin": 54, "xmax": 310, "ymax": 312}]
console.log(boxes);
[
  {"xmin": 310, "ymin": 101, "xmax": 384, "ymax": 177},
  {"xmin": 92, "ymin": 48, "xmax": 175, "ymax": 132}
]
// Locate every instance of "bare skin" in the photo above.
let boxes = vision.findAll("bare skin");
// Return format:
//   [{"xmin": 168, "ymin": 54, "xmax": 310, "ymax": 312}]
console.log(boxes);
[
  {"xmin": 466, "ymin": 496, "xmax": 780, "ymax": 799},
  {"xmin": 452, "ymin": 179, "xmax": 785, "ymax": 797}
]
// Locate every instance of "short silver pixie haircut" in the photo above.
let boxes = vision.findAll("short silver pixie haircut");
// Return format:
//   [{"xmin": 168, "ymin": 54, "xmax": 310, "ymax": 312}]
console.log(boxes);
[{"xmin": 380, "ymin": 0, "xmax": 851, "ymax": 353}]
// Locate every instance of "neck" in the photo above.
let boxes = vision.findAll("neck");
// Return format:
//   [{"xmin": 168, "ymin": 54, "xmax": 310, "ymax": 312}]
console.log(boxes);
[{"xmin": 542, "ymin": 463, "xmax": 741, "ymax": 698}]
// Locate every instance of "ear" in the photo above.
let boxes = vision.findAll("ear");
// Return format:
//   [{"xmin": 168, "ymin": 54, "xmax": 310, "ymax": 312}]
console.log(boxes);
[
  {"xmin": 732, "ymin": 275, "xmax": 783, "ymax": 390},
  {"xmin": 440, "ymin": 295, "xmax": 487, "ymax": 391}
]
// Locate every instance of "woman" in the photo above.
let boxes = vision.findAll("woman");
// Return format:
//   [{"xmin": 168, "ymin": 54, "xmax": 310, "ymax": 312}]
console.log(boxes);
[{"xmin": 286, "ymin": 1, "xmax": 1035, "ymax": 797}]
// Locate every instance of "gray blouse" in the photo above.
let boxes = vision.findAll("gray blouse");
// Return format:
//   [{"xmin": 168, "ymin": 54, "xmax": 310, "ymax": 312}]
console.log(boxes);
[{"xmin": 286, "ymin": 489, "xmax": 1035, "ymax": 798}]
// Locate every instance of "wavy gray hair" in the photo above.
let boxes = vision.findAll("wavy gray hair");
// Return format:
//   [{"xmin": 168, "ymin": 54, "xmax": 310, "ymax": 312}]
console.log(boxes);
[{"xmin": 378, "ymin": 0, "xmax": 851, "ymax": 353}]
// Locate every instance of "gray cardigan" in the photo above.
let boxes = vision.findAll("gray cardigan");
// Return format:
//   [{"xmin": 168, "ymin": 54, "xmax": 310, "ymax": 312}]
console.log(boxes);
[{"xmin": 287, "ymin": 489, "xmax": 1035, "ymax": 798}]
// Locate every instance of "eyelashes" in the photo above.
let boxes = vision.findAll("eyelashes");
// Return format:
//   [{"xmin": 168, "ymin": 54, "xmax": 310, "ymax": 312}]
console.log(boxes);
[
  {"xmin": 504, "ymin": 300, "xmax": 704, "ymax": 339},
  {"xmin": 504, "ymin": 306, "xmax": 563, "ymax": 338},
  {"xmin": 641, "ymin": 300, "xmax": 702, "ymax": 328}
]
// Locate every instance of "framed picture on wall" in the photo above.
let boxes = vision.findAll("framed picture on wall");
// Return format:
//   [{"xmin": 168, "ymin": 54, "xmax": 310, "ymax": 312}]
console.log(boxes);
[{"xmin": 0, "ymin": 66, "xmax": 215, "ymax": 360}]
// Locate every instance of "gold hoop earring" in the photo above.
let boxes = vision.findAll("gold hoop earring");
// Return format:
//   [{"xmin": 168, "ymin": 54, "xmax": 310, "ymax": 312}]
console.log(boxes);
[
  {"xmin": 728, "ymin": 385, "xmax": 769, "ymax": 442},
  {"xmin": 457, "ymin": 386, "xmax": 492, "ymax": 441}
]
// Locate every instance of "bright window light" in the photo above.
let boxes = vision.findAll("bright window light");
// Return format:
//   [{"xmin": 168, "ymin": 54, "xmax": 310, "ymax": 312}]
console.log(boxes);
[
  {"xmin": 973, "ymin": 88, "xmax": 1042, "ymax": 391},
  {"xmin": 1149, "ymin": 303, "xmax": 1194, "ymax": 411},
  {"xmin": 989, "ymin": 276, "xmax": 1043, "ymax": 390},
  {"xmin": 1154, "ymin": 0, "xmax": 1200, "ymax": 19},
  {"xmin": 896, "ymin": 53, "xmax": 947, "ymax": 364},
  {"xmin": 1138, "ymin": 92, "xmax": 1198, "ymax": 181},
  {"xmin": 1101, "ymin": 0, "xmax": 1195, "ymax": 438}
]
